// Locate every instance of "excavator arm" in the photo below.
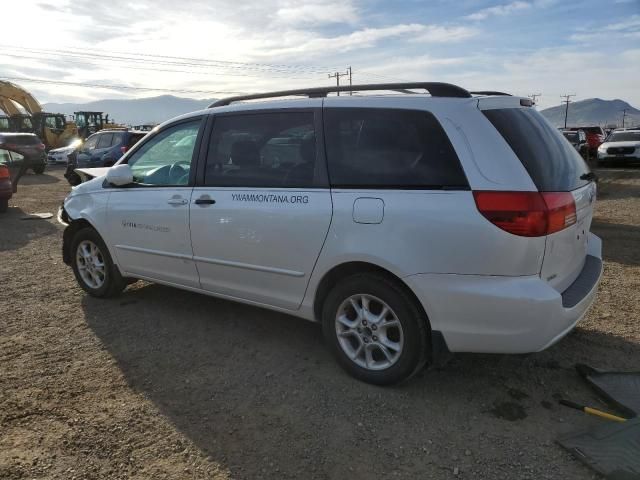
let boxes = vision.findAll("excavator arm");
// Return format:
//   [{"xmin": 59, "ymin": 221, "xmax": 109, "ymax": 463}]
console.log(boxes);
[
  {"xmin": 0, "ymin": 95, "xmax": 22, "ymax": 116},
  {"xmin": 0, "ymin": 81, "xmax": 42, "ymax": 114}
]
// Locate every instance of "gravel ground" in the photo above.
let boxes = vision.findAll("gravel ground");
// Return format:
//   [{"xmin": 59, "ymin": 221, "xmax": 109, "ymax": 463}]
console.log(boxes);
[{"xmin": 1, "ymin": 165, "xmax": 638, "ymax": 479}]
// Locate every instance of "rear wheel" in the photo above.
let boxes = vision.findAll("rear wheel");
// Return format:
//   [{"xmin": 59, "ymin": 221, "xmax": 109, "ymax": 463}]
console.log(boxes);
[
  {"xmin": 0, "ymin": 198, "xmax": 7, "ymax": 213},
  {"xmin": 32, "ymin": 164, "xmax": 45, "ymax": 174},
  {"xmin": 70, "ymin": 227, "xmax": 126, "ymax": 298},
  {"xmin": 322, "ymin": 273, "xmax": 429, "ymax": 385}
]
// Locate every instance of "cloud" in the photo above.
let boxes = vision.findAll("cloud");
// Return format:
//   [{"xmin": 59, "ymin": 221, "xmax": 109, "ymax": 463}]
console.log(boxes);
[
  {"xmin": 465, "ymin": 1, "xmax": 532, "ymax": 21},
  {"xmin": 274, "ymin": 2, "xmax": 358, "ymax": 26},
  {"xmin": 570, "ymin": 14, "xmax": 640, "ymax": 42}
]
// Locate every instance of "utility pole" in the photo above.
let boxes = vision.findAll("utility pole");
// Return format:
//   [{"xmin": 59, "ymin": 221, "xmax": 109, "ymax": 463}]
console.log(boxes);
[
  {"xmin": 560, "ymin": 94, "xmax": 576, "ymax": 128},
  {"xmin": 328, "ymin": 70, "xmax": 349, "ymax": 96},
  {"xmin": 528, "ymin": 93, "xmax": 541, "ymax": 105},
  {"xmin": 621, "ymin": 108, "xmax": 628, "ymax": 128},
  {"xmin": 347, "ymin": 66, "xmax": 353, "ymax": 96}
]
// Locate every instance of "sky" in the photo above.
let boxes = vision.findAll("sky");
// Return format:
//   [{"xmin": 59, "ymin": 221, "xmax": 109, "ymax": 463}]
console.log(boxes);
[{"xmin": 1, "ymin": 0, "xmax": 639, "ymax": 110}]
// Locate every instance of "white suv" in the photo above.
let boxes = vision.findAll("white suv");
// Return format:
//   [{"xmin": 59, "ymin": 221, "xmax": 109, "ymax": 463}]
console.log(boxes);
[{"xmin": 59, "ymin": 83, "xmax": 602, "ymax": 385}]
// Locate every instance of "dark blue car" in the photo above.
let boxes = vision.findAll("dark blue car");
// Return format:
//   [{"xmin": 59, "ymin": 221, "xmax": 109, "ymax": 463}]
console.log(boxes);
[{"xmin": 65, "ymin": 129, "xmax": 146, "ymax": 185}]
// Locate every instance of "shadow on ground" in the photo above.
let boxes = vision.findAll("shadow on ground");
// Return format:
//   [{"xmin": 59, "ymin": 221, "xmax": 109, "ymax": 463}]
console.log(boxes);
[
  {"xmin": 82, "ymin": 282, "xmax": 638, "ymax": 478},
  {"xmin": 0, "ymin": 206, "xmax": 59, "ymax": 252},
  {"xmin": 18, "ymin": 171, "xmax": 61, "ymax": 186}
]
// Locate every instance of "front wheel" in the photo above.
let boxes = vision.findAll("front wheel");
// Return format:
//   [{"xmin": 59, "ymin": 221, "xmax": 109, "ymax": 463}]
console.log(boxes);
[
  {"xmin": 70, "ymin": 227, "xmax": 126, "ymax": 298},
  {"xmin": 322, "ymin": 273, "xmax": 430, "ymax": 385}
]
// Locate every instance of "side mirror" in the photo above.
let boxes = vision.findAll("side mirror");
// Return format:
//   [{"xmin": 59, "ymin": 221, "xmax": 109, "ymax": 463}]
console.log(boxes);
[{"xmin": 106, "ymin": 164, "xmax": 133, "ymax": 186}]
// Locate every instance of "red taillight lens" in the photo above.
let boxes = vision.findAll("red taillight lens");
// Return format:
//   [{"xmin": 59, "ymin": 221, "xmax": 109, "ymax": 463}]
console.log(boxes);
[
  {"xmin": 120, "ymin": 146, "xmax": 128, "ymax": 154},
  {"xmin": 473, "ymin": 191, "xmax": 576, "ymax": 237},
  {"xmin": 541, "ymin": 192, "xmax": 577, "ymax": 234},
  {"xmin": 0, "ymin": 165, "xmax": 10, "ymax": 179},
  {"xmin": 37, "ymin": 143, "xmax": 46, "ymax": 150}
]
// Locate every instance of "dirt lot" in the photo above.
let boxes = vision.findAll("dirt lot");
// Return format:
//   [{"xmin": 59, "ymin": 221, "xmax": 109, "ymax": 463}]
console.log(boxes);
[{"xmin": 1, "ymin": 165, "xmax": 638, "ymax": 479}]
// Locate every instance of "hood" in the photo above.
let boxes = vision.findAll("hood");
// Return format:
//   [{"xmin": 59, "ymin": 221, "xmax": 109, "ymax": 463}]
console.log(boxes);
[{"xmin": 600, "ymin": 141, "xmax": 640, "ymax": 149}]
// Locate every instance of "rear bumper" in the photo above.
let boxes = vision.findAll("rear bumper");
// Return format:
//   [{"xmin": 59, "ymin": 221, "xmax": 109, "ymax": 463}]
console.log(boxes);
[{"xmin": 404, "ymin": 233, "xmax": 603, "ymax": 354}]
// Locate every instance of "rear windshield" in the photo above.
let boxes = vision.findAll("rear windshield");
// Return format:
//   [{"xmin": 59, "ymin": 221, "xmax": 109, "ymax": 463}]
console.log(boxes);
[
  {"xmin": 562, "ymin": 132, "xmax": 578, "ymax": 142},
  {"xmin": 1, "ymin": 135, "xmax": 40, "ymax": 145},
  {"xmin": 483, "ymin": 108, "xmax": 590, "ymax": 192},
  {"xmin": 607, "ymin": 131, "xmax": 640, "ymax": 142}
]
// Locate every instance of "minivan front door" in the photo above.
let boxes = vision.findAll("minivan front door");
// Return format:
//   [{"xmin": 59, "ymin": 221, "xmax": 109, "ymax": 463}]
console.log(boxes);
[
  {"xmin": 190, "ymin": 109, "xmax": 332, "ymax": 310},
  {"xmin": 105, "ymin": 118, "xmax": 203, "ymax": 288}
]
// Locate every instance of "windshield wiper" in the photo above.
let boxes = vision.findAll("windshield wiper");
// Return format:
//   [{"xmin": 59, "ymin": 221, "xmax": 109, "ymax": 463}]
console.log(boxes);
[{"xmin": 580, "ymin": 172, "xmax": 598, "ymax": 182}]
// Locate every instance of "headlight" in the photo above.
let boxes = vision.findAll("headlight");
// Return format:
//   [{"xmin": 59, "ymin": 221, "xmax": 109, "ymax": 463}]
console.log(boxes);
[{"xmin": 597, "ymin": 145, "xmax": 606, "ymax": 152}]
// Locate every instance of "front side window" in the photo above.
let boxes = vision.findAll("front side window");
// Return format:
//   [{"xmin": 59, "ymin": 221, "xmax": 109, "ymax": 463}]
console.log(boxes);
[
  {"xmin": 83, "ymin": 135, "xmax": 99, "ymax": 150},
  {"xmin": 324, "ymin": 108, "xmax": 467, "ymax": 189},
  {"xmin": 126, "ymin": 119, "xmax": 201, "ymax": 186},
  {"xmin": 96, "ymin": 133, "xmax": 114, "ymax": 149},
  {"xmin": 205, "ymin": 112, "xmax": 318, "ymax": 188}
]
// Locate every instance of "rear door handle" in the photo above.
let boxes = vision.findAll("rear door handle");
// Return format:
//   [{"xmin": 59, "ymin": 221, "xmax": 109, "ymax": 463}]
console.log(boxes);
[
  {"xmin": 194, "ymin": 197, "xmax": 216, "ymax": 205},
  {"xmin": 167, "ymin": 198, "xmax": 188, "ymax": 205}
]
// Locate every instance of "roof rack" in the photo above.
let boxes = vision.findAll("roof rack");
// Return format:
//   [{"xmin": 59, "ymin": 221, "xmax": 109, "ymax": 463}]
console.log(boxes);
[
  {"xmin": 470, "ymin": 91, "xmax": 512, "ymax": 96},
  {"xmin": 209, "ymin": 82, "xmax": 471, "ymax": 107}
]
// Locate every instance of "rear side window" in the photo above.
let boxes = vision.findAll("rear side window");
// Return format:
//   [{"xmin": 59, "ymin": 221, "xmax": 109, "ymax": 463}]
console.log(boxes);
[
  {"xmin": 324, "ymin": 108, "xmax": 467, "ymax": 189},
  {"xmin": 128, "ymin": 133, "xmax": 145, "ymax": 148},
  {"xmin": 3, "ymin": 135, "xmax": 40, "ymax": 145},
  {"xmin": 483, "ymin": 108, "xmax": 590, "ymax": 192}
]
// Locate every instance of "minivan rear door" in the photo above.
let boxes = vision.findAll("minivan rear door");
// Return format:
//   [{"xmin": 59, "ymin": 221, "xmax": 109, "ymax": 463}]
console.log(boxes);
[{"xmin": 481, "ymin": 105, "xmax": 595, "ymax": 292}]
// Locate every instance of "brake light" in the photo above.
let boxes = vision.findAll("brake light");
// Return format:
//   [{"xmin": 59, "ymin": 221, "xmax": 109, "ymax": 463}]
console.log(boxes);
[
  {"xmin": 37, "ymin": 143, "xmax": 46, "ymax": 150},
  {"xmin": 121, "ymin": 146, "xmax": 128, "ymax": 154},
  {"xmin": 0, "ymin": 165, "xmax": 9, "ymax": 179},
  {"xmin": 473, "ymin": 191, "xmax": 576, "ymax": 237}
]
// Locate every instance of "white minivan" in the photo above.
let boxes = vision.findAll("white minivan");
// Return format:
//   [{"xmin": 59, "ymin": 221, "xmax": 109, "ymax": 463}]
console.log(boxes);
[{"xmin": 59, "ymin": 83, "xmax": 602, "ymax": 384}]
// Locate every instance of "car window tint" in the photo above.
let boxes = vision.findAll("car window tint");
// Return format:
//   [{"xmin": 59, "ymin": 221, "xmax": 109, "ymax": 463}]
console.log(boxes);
[
  {"xmin": 324, "ymin": 108, "xmax": 467, "ymax": 189},
  {"xmin": 111, "ymin": 133, "xmax": 124, "ymax": 147},
  {"xmin": 83, "ymin": 135, "xmax": 98, "ymax": 150},
  {"xmin": 205, "ymin": 112, "xmax": 317, "ymax": 188},
  {"xmin": 483, "ymin": 108, "xmax": 590, "ymax": 191},
  {"xmin": 96, "ymin": 133, "xmax": 113, "ymax": 149},
  {"xmin": 128, "ymin": 134, "xmax": 145, "ymax": 148},
  {"xmin": 126, "ymin": 119, "xmax": 201, "ymax": 186}
]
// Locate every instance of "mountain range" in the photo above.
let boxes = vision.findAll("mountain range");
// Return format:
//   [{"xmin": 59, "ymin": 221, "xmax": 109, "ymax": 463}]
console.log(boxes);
[{"xmin": 44, "ymin": 95, "xmax": 640, "ymax": 128}]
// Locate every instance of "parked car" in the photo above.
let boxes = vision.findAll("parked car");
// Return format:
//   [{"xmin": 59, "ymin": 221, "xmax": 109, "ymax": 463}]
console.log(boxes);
[
  {"xmin": 48, "ymin": 144, "xmax": 79, "ymax": 165},
  {"xmin": 65, "ymin": 129, "xmax": 146, "ymax": 185},
  {"xmin": 0, "ymin": 132, "xmax": 46, "ymax": 174},
  {"xmin": 561, "ymin": 129, "xmax": 588, "ymax": 158},
  {"xmin": 0, "ymin": 152, "xmax": 14, "ymax": 213},
  {"xmin": 597, "ymin": 129, "xmax": 640, "ymax": 166},
  {"xmin": 568, "ymin": 126, "xmax": 605, "ymax": 157},
  {"xmin": 59, "ymin": 83, "xmax": 602, "ymax": 385}
]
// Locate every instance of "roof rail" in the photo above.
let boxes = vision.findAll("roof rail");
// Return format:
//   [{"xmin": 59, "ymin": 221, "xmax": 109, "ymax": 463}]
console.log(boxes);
[
  {"xmin": 470, "ymin": 91, "xmax": 512, "ymax": 96},
  {"xmin": 209, "ymin": 82, "xmax": 471, "ymax": 107}
]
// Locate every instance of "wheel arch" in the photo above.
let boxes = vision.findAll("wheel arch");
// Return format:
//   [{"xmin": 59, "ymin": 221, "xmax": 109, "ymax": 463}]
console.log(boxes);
[{"xmin": 313, "ymin": 261, "xmax": 428, "ymax": 327}]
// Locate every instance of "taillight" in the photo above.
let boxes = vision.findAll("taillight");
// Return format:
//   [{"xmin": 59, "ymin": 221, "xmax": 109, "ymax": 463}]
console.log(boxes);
[
  {"xmin": 0, "ymin": 165, "xmax": 9, "ymax": 179},
  {"xmin": 37, "ymin": 143, "xmax": 46, "ymax": 150},
  {"xmin": 473, "ymin": 191, "xmax": 576, "ymax": 237},
  {"xmin": 120, "ymin": 146, "xmax": 128, "ymax": 154}
]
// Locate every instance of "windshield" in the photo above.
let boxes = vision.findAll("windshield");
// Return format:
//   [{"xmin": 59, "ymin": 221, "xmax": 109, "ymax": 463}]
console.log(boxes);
[
  {"xmin": 607, "ymin": 132, "xmax": 640, "ymax": 142},
  {"xmin": 562, "ymin": 132, "xmax": 578, "ymax": 142}
]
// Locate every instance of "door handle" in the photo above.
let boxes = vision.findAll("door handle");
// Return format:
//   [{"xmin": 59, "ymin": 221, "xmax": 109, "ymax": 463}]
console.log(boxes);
[
  {"xmin": 167, "ymin": 198, "xmax": 188, "ymax": 205},
  {"xmin": 194, "ymin": 197, "xmax": 216, "ymax": 205}
]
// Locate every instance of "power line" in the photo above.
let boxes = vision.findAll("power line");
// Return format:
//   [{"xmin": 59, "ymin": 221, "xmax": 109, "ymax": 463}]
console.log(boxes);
[
  {"xmin": 560, "ymin": 93, "xmax": 576, "ymax": 128},
  {"xmin": 0, "ymin": 45, "xmax": 336, "ymax": 74},
  {"xmin": 0, "ymin": 76, "xmax": 245, "ymax": 95},
  {"xmin": 0, "ymin": 51, "xmax": 325, "ymax": 81}
]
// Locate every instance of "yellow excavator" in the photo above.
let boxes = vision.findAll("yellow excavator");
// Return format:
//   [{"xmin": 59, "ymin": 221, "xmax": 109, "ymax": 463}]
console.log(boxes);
[{"xmin": 0, "ymin": 80, "xmax": 78, "ymax": 149}]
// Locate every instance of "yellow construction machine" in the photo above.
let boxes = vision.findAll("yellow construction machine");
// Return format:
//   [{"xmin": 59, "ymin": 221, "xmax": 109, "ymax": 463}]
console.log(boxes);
[{"xmin": 0, "ymin": 80, "xmax": 78, "ymax": 149}]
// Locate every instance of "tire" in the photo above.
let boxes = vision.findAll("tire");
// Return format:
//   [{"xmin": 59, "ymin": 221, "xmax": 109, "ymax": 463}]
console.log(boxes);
[
  {"xmin": 0, "ymin": 198, "xmax": 7, "ymax": 213},
  {"xmin": 70, "ymin": 227, "xmax": 126, "ymax": 298},
  {"xmin": 322, "ymin": 273, "xmax": 430, "ymax": 385},
  {"xmin": 32, "ymin": 164, "xmax": 45, "ymax": 175}
]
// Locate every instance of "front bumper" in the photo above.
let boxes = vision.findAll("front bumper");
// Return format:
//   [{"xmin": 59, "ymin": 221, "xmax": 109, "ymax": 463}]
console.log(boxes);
[{"xmin": 404, "ymin": 233, "xmax": 603, "ymax": 354}]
